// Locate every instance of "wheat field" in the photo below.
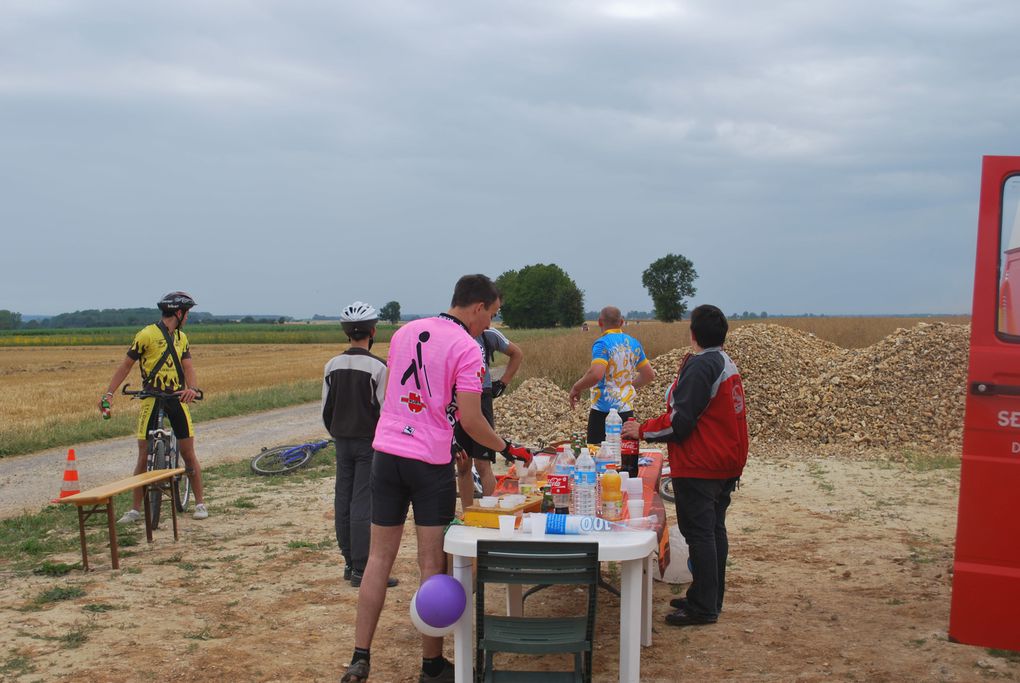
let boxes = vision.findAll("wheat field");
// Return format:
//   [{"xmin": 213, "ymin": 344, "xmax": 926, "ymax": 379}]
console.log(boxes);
[{"xmin": 0, "ymin": 316, "xmax": 968, "ymax": 456}]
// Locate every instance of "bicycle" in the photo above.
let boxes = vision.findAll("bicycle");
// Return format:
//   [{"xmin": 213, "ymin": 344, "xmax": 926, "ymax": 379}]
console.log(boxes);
[
  {"xmin": 251, "ymin": 438, "xmax": 334, "ymax": 475},
  {"xmin": 122, "ymin": 384, "xmax": 203, "ymax": 528}
]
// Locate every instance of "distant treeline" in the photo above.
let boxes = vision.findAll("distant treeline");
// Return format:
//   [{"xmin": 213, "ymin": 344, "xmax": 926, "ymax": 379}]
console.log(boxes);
[{"xmin": 0, "ymin": 308, "xmax": 293, "ymax": 330}]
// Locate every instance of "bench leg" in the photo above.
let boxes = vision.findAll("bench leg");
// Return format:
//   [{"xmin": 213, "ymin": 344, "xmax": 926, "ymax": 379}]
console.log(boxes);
[
  {"xmin": 106, "ymin": 500, "xmax": 119, "ymax": 570},
  {"xmin": 77, "ymin": 507, "xmax": 89, "ymax": 571},
  {"xmin": 142, "ymin": 486, "xmax": 154, "ymax": 543},
  {"xmin": 170, "ymin": 479, "xmax": 179, "ymax": 541}
]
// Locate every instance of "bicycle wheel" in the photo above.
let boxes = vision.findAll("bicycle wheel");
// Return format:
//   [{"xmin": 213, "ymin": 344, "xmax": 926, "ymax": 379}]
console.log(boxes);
[
  {"xmin": 250, "ymin": 445, "xmax": 313, "ymax": 475},
  {"xmin": 170, "ymin": 435, "xmax": 191, "ymax": 512},
  {"xmin": 148, "ymin": 438, "xmax": 168, "ymax": 528},
  {"xmin": 658, "ymin": 476, "xmax": 675, "ymax": 504}
]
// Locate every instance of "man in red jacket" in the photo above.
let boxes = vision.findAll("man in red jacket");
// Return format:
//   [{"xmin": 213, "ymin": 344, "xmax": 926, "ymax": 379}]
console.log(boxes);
[{"xmin": 622, "ymin": 304, "xmax": 748, "ymax": 626}]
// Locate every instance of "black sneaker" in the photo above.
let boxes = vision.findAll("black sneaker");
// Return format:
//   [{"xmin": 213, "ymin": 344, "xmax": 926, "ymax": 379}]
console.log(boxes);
[
  {"xmin": 344, "ymin": 565, "xmax": 353, "ymax": 581},
  {"xmin": 664, "ymin": 608, "xmax": 717, "ymax": 627},
  {"xmin": 340, "ymin": 659, "xmax": 370, "ymax": 683},
  {"xmin": 419, "ymin": 658, "xmax": 454, "ymax": 683},
  {"xmin": 350, "ymin": 571, "xmax": 398, "ymax": 588},
  {"xmin": 670, "ymin": 597, "xmax": 723, "ymax": 614}
]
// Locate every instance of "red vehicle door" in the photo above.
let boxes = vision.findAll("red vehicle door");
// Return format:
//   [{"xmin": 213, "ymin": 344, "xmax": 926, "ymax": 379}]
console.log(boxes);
[{"xmin": 949, "ymin": 155, "xmax": 1020, "ymax": 651}]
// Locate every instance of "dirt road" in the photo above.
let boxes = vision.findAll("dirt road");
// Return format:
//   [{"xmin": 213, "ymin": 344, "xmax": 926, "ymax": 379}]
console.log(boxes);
[
  {"xmin": 0, "ymin": 402, "xmax": 325, "ymax": 519},
  {"xmin": 3, "ymin": 443, "xmax": 1019, "ymax": 682}
]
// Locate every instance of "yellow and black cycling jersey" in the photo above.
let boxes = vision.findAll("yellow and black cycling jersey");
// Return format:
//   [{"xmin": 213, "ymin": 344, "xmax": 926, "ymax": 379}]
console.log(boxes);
[{"xmin": 126, "ymin": 322, "xmax": 191, "ymax": 391}]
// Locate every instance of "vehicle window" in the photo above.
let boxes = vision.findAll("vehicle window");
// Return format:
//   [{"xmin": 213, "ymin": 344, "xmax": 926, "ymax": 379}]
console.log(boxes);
[{"xmin": 1000, "ymin": 175, "xmax": 1020, "ymax": 339}]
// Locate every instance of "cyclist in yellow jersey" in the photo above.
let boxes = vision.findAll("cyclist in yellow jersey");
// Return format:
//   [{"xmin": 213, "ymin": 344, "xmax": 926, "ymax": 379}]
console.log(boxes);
[{"xmin": 99, "ymin": 292, "xmax": 208, "ymax": 521}]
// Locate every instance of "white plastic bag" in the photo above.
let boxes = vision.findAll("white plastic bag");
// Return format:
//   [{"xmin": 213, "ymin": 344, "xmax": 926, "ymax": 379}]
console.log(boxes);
[{"xmin": 654, "ymin": 525, "xmax": 692, "ymax": 584}]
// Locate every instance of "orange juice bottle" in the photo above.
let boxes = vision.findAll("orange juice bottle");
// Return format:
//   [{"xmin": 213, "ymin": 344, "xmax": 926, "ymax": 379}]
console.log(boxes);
[{"xmin": 601, "ymin": 470, "xmax": 623, "ymax": 521}]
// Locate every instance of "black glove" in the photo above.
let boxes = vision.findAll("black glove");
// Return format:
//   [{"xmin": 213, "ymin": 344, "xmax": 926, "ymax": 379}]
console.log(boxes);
[
  {"xmin": 491, "ymin": 380, "xmax": 507, "ymax": 398},
  {"xmin": 500, "ymin": 440, "xmax": 533, "ymax": 465}
]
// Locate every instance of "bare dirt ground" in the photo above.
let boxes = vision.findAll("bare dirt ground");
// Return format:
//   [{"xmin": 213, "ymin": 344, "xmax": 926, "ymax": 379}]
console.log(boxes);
[{"xmin": 3, "ymin": 429, "xmax": 1018, "ymax": 682}]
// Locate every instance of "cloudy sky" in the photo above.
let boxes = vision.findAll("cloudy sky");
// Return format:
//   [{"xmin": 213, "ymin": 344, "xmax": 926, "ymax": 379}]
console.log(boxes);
[{"xmin": 3, "ymin": 0, "xmax": 1019, "ymax": 318}]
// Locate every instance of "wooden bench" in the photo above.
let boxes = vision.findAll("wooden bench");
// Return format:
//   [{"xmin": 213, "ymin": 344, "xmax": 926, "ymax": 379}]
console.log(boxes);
[{"xmin": 56, "ymin": 468, "xmax": 186, "ymax": 570}]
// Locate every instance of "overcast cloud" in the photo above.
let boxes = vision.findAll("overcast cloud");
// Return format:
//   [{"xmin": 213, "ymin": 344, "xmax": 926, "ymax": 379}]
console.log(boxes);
[{"xmin": 2, "ymin": 0, "xmax": 1019, "ymax": 317}]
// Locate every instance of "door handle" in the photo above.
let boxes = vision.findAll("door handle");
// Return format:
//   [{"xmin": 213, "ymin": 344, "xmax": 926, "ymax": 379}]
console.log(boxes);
[{"xmin": 971, "ymin": 382, "xmax": 1020, "ymax": 396}]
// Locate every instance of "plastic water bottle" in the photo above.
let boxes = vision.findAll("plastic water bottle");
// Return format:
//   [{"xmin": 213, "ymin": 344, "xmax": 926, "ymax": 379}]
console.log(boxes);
[
  {"xmin": 605, "ymin": 408, "xmax": 623, "ymax": 464},
  {"xmin": 550, "ymin": 447, "xmax": 574, "ymax": 514},
  {"xmin": 572, "ymin": 449, "xmax": 598, "ymax": 517}
]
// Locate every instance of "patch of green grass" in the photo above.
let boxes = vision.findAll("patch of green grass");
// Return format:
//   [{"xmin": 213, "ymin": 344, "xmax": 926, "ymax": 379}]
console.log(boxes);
[
  {"xmin": 231, "ymin": 497, "xmax": 257, "ymax": 509},
  {"xmin": 180, "ymin": 562, "xmax": 199, "ymax": 572},
  {"xmin": 806, "ymin": 461, "xmax": 835, "ymax": 493},
  {"xmin": 33, "ymin": 561, "xmax": 80, "ymax": 576},
  {"xmin": 286, "ymin": 539, "xmax": 332, "ymax": 550},
  {"xmin": 185, "ymin": 625, "xmax": 214, "ymax": 641},
  {"xmin": 907, "ymin": 637, "xmax": 926, "ymax": 648},
  {"xmin": 898, "ymin": 450, "xmax": 961, "ymax": 473},
  {"xmin": 158, "ymin": 553, "xmax": 183, "ymax": 564},
  {"xmin": 82, "ymin": 603, "xmax": 118, "ymax": 613},
  {"xmin": 59, "ymin": 624, "xmax": 89, "ymax": 648},
  {"xmin": 35, "ymin": 586, "xmax": 85, "ymax": 605},
  {"xmin": 122, "ymin": 566, "xmax": 142, "ymax": 574},
  {"xmin": 986, "ymin": 648, "xmax": 1020, "ymax": 663},
  {"xmin": 0, "ymin": 653, "xmax": 36, "ymax": 677},
  {"xmin": 885, "ymin": 598, "xmax": 904, "ymax": 605},
  {"xmin": 119, "ymin": 534, "xmax": 140, "ymax": 547}
]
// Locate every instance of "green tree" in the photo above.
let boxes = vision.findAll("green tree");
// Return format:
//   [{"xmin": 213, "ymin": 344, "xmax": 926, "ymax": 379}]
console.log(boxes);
[
  {"xmin": 641, "ymin": 254, "xmax": 698, "ymax": 322},
  {"xmin": 496, "ymin": 264, "xmax": 584, "ymax": 328},
  {"xmin": 0, "ymin": 310, "xmax": 23, "ymax": 329},
  {"xmin": 380, "ymin": 300, "xmax": 401, "ymax": 324}
]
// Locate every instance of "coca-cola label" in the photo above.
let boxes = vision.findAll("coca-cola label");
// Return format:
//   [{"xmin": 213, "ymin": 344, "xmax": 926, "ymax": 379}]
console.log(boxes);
[
  {"xmin": 621, "ymin": 439, "xmax": 639, "ymax": 456},
  {"xmin": 548, "ymin": 473, "xmax": 571, "ymax": 495}
]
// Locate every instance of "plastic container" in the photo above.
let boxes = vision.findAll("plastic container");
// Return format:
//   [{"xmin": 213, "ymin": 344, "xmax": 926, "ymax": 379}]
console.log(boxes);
[
  {"xmin": 621, "ymin": 418, "xmax": 640, "ymax": 477},
  {"xmin": 549, "ymin": 448, "xmax": 574, "ymax": 515},
  {"xmin": 605, "ymin": 408, "xmax": 623, "ymax": 464},
  {"xmin": 601, "ymin": 470, "xmax": 623, "ymax": 521},
  {"xmin": 572, "ymin": 449, "xmax": 598, "ymax": 517}
]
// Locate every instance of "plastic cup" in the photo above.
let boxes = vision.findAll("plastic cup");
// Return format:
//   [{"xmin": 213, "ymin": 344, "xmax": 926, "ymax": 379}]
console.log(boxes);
[
  {"xmin": 530, "ymin": 513, "xmax": 546, "ymax": 538},
  {"xmin": 499, "ymin": 497, "xmax": 517, "ymax": 509},
  {"xmin": 533, "ymin": 455, "xmax": 551, "ymax": 472},
  {"xmin": 498, "ymin": 514, "xmax": 516, "ymax": 538},
  {"xmin": 627, "ymin": 499, "xmax": 644, "ymax": 519},
  {"xmin": 480, "ymin": 496, "xmax": 498, "ymax": 508},
  {"xmin": 625, "ymin": 479, "xmax": 643, "ymax": 498},
  {"xmin": 619, "ymin": 471, "xmax": 630, "ymax": 483}
]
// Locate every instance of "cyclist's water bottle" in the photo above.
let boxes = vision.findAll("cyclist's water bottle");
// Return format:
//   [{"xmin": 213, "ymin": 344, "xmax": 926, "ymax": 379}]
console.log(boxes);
[
  {"xmin": 100, "ymin": 398, "xmax": 111, "ymax": 420},
  {"xmin": 605, "ymin": 408, "xmax": 623, "ymax": 465},
  {"xmin": 572, "ymin": 449, "xmax": 598, "ymax": 517}
]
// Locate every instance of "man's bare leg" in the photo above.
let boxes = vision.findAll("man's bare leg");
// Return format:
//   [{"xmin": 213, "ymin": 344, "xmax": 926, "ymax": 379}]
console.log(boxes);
[
  {"xmin": 178, "ymin": 437, "xmax": 203, "ymax": 503},
  {"xmin": 353, "ymin": 523, "xmax": 404, "ymax": 649},
  {"xmin": 415, "ymin": 525, "xmax": 449, "ymax": 658}
]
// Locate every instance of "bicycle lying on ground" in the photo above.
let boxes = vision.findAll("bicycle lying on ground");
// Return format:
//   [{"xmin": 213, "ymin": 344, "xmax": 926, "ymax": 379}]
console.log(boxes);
[
  {"xmin": 122, "ymin": 385, "xmax": 203, "ymax": 527},
  {"xmin": 251, "ymin": 438, "xmax": 334, "ymax": 475}
]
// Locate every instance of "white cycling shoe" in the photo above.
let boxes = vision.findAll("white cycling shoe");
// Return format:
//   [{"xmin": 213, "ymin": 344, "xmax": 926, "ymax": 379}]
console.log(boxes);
[
  {"xmin": 192, "ymin": 503, "xmax": 209, "ymax": 520},
  {"xmin": 117, "ymin": 509, "xmax": 142, "ymax": 524}
]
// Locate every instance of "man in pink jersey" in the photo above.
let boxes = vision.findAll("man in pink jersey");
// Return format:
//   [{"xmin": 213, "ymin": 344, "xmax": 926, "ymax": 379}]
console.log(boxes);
[{"xmin": 341, "ymin": 274, "xmax": 531, "ymax": 683}]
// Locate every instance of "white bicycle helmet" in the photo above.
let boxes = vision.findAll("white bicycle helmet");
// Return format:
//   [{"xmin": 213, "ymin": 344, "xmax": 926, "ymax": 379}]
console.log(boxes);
[
  {"xmin": 340, "ymin": 301, "xmax": 378, "ymax": 341},
  {"xmin": 341, "ymin": 301, "xmax": 378, "ymax": 322}
]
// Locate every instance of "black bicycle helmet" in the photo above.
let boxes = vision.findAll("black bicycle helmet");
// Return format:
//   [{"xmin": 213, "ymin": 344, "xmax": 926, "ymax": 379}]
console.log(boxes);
[
  {"xmin": 340, "ymin": 301, "xmax": 378, "ymax": 338},
  {"xmin": 158, "ymin": 291, "xmax": 197, "ymax": 314}
]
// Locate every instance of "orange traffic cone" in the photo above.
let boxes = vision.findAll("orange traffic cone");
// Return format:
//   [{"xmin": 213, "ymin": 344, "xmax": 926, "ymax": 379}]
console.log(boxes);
[{"xmin": 52, "ymin": 448, "xmax": 81, "ymax": 502}]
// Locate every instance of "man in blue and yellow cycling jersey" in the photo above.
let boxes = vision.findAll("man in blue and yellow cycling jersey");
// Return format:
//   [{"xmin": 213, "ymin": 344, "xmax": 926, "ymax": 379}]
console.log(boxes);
[
  {"xmin": 569, "ymin": 306, "xmax": 655, "ymax": 445},
  {"xmin": 99, "ymin": 291, "xmax": 209, "ymax": 522}
]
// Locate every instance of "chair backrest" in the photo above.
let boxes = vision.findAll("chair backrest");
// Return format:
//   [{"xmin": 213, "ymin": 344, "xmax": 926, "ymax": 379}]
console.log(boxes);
[{"xmin": 476, "ymin": 540, "xmax": 600, "ymax": 587}]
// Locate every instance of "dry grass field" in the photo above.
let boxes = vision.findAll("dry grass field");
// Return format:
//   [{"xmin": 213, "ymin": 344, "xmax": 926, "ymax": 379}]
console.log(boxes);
[
  {"xmin": 1, "ymin": 316, "xmax": 968, "ymax": 456},
  {"xmin": 0, "ymin": 343, "xmax": 388, "ymax": 456}
]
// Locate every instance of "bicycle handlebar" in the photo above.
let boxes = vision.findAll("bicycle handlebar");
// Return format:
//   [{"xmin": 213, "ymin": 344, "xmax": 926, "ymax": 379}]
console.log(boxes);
[{"xmin": 122, "ymin": 384, "xmax": 204, "ymax": 401}]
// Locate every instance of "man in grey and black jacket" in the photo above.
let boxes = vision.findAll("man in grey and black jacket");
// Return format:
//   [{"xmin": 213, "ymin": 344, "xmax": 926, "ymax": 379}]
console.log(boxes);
[{"xmin": 323, "ymin": 301, "xmax": 397, "ymax": 588}]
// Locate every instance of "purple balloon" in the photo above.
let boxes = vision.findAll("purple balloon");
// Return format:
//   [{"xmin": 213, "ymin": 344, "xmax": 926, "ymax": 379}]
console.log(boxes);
[{"xmin": 414, "ymin": 574, "xmax": 466, "ymax": 629}]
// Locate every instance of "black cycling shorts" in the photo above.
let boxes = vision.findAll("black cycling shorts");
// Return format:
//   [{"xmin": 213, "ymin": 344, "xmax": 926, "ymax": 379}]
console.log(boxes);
[
  {"xmin": 453, "ymin": 389, "xmax": 496, "ymax": 462},
  {"xmin": 586, "ymin": 409, "xmax": 634, "ymax": 447},
  {"xmin": 371, "ymin": 450, "xmax": 456, "ymax": 527},
  {"xmin": 137, "ymin": 396, "xmax": 194, "ymax": 441}
]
